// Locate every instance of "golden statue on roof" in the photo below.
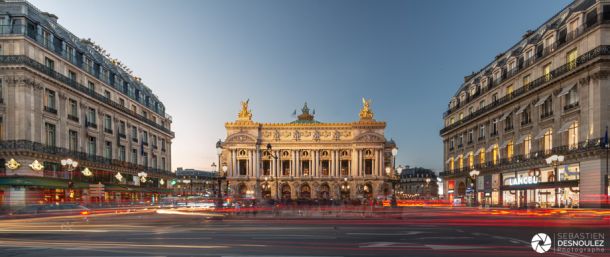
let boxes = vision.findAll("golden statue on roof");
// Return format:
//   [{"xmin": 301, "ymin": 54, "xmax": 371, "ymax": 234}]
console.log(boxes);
[
  {"xmin": 359, "ymin": 97, "xmax": 374, "ymax": 120},
  {"xmin": 237, "ymin": 99, "xmax": 253, "ymax": 121}
]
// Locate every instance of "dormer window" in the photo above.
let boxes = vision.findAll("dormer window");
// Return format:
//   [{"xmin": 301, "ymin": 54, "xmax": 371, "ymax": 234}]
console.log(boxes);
[{"xmin": 469, "ymin": 85, "xmax": 477, "ymax": 96}]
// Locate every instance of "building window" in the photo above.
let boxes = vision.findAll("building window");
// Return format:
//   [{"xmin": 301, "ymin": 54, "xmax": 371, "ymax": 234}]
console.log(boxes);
[
  {"xmin": 506, "ymin": 141, "xmax": 514, "ymax": 160},
  {"xmin": 479, "ymin": 125, "xmax": 485, "ymax": 140},
  {"xmin": 321, "ymin": 160, "xmax": 329, "ymax": 176},
  {"xmin": 458, "ymin": 134, "xmax": 463, "ymax": 147},
  {"xmin": 523, "ymin": 74, "xmax": 531, "ymax": 86},
  {"xmin": 505, "ymin": 113, "xmax": 513, "ymax": 131},
  {"xmin": 161, "ymin": 157, "xmax": 166, "ymax": 171},
  {"xmin": 524, "ymin": 135, "xmax": 532, "ymax": 158},
  {"xmin": 88, "ymin": 81, "xmax": 95, "ymax": 92},
  {"xmin": 68, "ymin": 70, "xmax": 77, "ymax": 81},
  {"xmin": 468, "ymin": 129, "xmax": 474, "ymax": 143},
  {"xmin": 88, "ymin": 136, "xmax": 97, "ymax": 156},
  {"xmin": 340, "ymin": 160, "xmax": 349, "ymax": 176},
  {"xmin": 69, "ymin": 130, "xmax": 78, "ymax": 151},
  {"xmin": 543, "ymin": 63, "xmax": 551, "ymax": 81},
  {"xmin": 448, "ymin": 158, "xmax": 454, "ymax": 172},
  {"xmin": 119, "ymin": 145, "xmax": 126, "ymax": 161},
  {"xmin": 45, "ymin": 89, "xmax": 56, "ymax": 111},
  {"xmin": 479, "ymin": 100, "xmax": 485, "ymax": 110},
  {"xmin": 449, "ymin": 138, "xmax": 455, "ymax": 150},
  {"xmin": 541, "ymin": 97, "xmax": 553, "ymax": 119},
  {"xmin": 119, "ymin": 98, "xmax": 125, "ymax": 107},
  {"xmin": 459, "ymin": 112, "xmax": 463, "ymax": 120},
  {"xmin": 104, "ymin": 90, "xmax": 111, "ymax": 99},
  {"xmin": 491, "ymin": 119, "xmax": 498, "ymax": 136},
  {"xmin": 68, "ymin": 99, "xmax": 78, "ymax": 118},
  {"xmin": 492, "ymin": 144, "xmax": 499, "ymax": 165},
  {"xmin": 302, "ymin": 161, "xmax": 310, "ymax": 176},
  {"xmin": 44, "ymin": 57, "xmax": 54, "ymax": 70},
  {"xmin": 119, "ymin": 121, "xmax": 126, "ymax": 135},
  {"xmin": 142, "ymin": 131, "xmax": 148, "ymax": 144},
  {"xmin": 468, "ymin": 107, "xmax": 474, "ymax": 115},
  {"xmin": 45, "ymin": 123, "xmax": 56, "ymax": 147},
  {"xmin": 568, "ymin": 122, "xmax": 579, "ymax": 149},
  {"xmin": 491, "ymin": 93, "xmax": 498, "ymax": 102},
  {"xmin": 506, "ymin": 85, "xmax": 513, "ymax": 96},
  {"xmin": 567, "ymin": 49, "xmax": 577, "ymax": 70},
  {"xmin": 131, "ymin": 149, "xmax": 138, "ymax": 164},
  {"xmin": 262, "ymin": 160, "xmax": 271, "ymax": 176},
  {"xmin": 161, "ymin": 139, "xmax": 166, "ymax": 151},
  {"xmin": 543, "ymin": 129, "xmax": 553, "ymax": 154},
  {"xmin": 143, "ymin": 153, "xmax": 148, "ymax": 167},
  {"xmin": 565, "ymin": 86, "xmax": 579, "ymax": 109},
  {"xmin": 104, "ymin": 114, "xmax": 112, "ymax": 133},
  {"xmin": 282, "ymin": 160, "xmax": 290, "ymax": 176},
  {"xmin": 364, "ymin": 159, "xmax": 373, "ymax": 175},
  {"xmin": 104, "ymin": 141, "xmax": 112, "ymax": 159},
  {"xmin": 152, "ymin": 155, "xmax": 157, "ymax": 169},
  {"xmin": 239, "ymin": 160, "xmax": 247, "ymax": 176},
  {"xmin": 132, "ymin": 126, "xmax": 138, "ymax": 141},
  {"xmin": 521, "ymin": 107, "xmax": 531, "ymax": 125}
]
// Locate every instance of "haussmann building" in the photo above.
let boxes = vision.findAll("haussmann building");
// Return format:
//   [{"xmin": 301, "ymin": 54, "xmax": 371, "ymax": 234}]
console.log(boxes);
[
  {"xmin": 440, "ymin": 0, "xmax": 610, "ymax": 208},
  {"xmin": 0, "ymin": 0, "xmax": 175, "ymax": 208}
]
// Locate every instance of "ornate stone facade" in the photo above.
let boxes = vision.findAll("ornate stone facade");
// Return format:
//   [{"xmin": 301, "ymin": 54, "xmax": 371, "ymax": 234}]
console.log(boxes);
[{"xmin": 220, "ymin": 100, "xmax": 397, "ymax": 201}]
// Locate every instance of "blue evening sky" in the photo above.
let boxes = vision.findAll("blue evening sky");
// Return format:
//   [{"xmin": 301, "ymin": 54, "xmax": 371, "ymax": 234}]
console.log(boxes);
[{"xmin": 30, "ymin": 0, "xmax": 571, "ymax": 172}]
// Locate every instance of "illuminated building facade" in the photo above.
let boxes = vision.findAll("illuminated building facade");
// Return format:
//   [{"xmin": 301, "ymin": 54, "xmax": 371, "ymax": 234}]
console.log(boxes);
[
  {"xmin": 440, "ymin": 0, "xmax": 610, "ymax": 208},
  {"xmin": 220, "ymin": 100, "xmax": 397, "ymax": 201},
  {"xmin": 0, "ymin": 0, "xmax": 174, "ymax": 207}
]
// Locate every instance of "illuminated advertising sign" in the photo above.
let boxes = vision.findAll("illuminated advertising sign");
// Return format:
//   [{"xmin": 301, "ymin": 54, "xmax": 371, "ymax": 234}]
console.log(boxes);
[{"xmin": 509, "ymin": 176, "xmax": 539, "ymax": 185}]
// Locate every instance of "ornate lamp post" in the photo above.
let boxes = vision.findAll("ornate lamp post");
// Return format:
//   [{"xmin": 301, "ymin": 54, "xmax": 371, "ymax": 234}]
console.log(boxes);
[
  {"xmin": 60, "ymin": 158, "xmax": 79, "ymax": 180},
  {"xmin": 469, "ymin": 169, "xmax": 480, "ymax": 206},
  {"xmin": 215, "ymin": 140, "xmax": 229, "ymax": 207},
  {"xmin": 265, "ymin": 143, "xmax": 281, "ymax": 201},
  {"xmin": 425, "ymin": 177, "xmax": 431, "ymax": 199},
  {"xmin": 546, "ymin": 154, "xmax": 565, "ymax": 207},
  {"xmin": 340, "ymin": 177, "xmax": 351, "ymax": 200}
]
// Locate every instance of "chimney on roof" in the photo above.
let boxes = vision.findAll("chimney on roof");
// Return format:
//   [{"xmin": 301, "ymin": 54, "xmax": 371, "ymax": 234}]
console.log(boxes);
[
  {"xmin": 41, "ymin": 12, "xmax": 58, "ymax": 23},
  {"xmin": 464, "ymin": 72, "xmax": 475, "ymax": 82}
]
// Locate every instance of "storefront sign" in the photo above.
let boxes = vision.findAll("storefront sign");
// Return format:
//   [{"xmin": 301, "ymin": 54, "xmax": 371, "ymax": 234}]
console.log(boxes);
[{"xmin": 509, "ymin": 176, "xmax": 539, "ymax": 185}]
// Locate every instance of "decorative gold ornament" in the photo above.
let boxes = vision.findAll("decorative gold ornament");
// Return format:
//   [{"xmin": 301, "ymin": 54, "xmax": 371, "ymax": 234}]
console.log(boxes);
[
  {"xmin": 159, "ymin": 179, "xmax": 165, "ymax": 185},
  {"xmin": 115, "ymin": 172, "xmax": 123, "ymax": 181},
  {"xmin": 5, "ymin": 158, "xmax": 21, "ymax": 170},
  {"xmin": 237, "ymin": 99, "xmax": 253, "ymax": 121},
  {"xmin": 29, "ymin": 160, "xmax": 44, "ymax": 171},
  {"xmin": 81, "ymin": 167, "xmax": 93, "ymax": 177},
  {"xmin": 359, "ymin": 97, "xmax": 374, "ymax": 120}
]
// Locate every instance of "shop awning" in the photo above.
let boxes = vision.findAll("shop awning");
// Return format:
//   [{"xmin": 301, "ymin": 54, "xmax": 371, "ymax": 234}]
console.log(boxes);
[
  {"xmin": 498, "ymin": 111, "xmax": 511, "ymax": 121},
  {"xmin": 474, "ymin": 148, "xmax": 483, "ymax": 155},
  {"xmin": 500, "ymin": 139, "xmax": 513, "ymax": 148},
  {"xmin": 557, "ymin": 84, "xmax": 575, "ymax": 97},
  {"xmin": 534, "ymin": 94, "xmax": 551, "ymax": 107},
  {"xmin": 0, "ymin": 176, "xmax": 89, "ymax": 189},
  {"xmin": 557, "ymin": 121, "xmax": 576, "ymax": 133},
  {"xmin": 486, "ymin": 144, "xmax": 496, "ymax": 152},
  {"xmin": 516, "ymin": 134, "xmax": 530, "ymax": 144},
  {"xmin": 515, "ymin": 104, "xmax": 528, "ymax": 115},
  {"xmin": 465, "ymin": 151, "xmax": 473, "ymax": 157},
  {"xmin": 534, "ymin": 128, "xmax": 551, "ymax": 139},
  {"xmin": 103, "ymin": 184, "xmax": 131, "ymax": 192}
]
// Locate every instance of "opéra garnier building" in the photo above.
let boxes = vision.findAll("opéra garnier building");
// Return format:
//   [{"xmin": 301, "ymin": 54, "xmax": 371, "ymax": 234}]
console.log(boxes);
[
  {"xmin": 0, "ymin": 0, "xmax": 174, "ymax": 207},
  {"xmin": 219, "ymin": 99, "xmax": 397, "ymax": 201},
  {"xmin": 440, "ymin": 0, "xmax": 610, "ymax": 208}
]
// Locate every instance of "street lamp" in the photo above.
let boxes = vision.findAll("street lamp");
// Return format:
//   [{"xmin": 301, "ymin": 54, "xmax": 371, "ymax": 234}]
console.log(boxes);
[
  {"xmin": 265, "ymin": 144, "xmax": 281, "ymax": 201},
  {"xmin": 469, "ymin": 169, "xmax": 480, "ymax": 206},
  {"xmin": 545, "ymin": 154, "xmax": 565, "ymax": 207},
  {"xmin": 211, "ymin": 162, "xmax": 217, "ymax": 196},
  {"xmin": 340, "ymin": 177, "xmax": 351, "ymax": 200},
  {"xmin": 425, "ymin": 177, "xmax": 431, "ymax": 199},
  {"xmin": 60, "ymin": 158, "xmax": 79, "ymax": 180}
]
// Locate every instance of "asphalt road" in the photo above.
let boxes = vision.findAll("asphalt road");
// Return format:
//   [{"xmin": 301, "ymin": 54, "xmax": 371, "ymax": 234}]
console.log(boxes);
[{"xmin": 0, "ymin": 207, "xmax": 608, "ymax": 257}]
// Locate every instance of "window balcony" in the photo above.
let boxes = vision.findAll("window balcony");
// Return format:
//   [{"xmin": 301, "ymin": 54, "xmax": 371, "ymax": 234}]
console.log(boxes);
[
  {"xmin": 521, "ymin": 118, "xmax": 532, "ymax": 126},
  {"xmin": 504, "ymin": 125, "xmax": 514, "ymax": 132},
  {"xmin": 143, "ymin": 142, "xmax": 149, "ymax": 146},
  {"xmin": 161, "ymin": 147, "xmax": 166, "ymax": 152},
  {"xmin": 104, "ymin": 128, "xmax": 113, "ymax": 134},
  {"xmin": 153, "ymin": 145, "xmax": 158, "ymax": 150},
  {"xmin": 132, "ymin": 138, "xmax": 138, "ymax": 143},
  {"xmin": 449, "ymin": 146, "xmax": 455, "ymax": 151},
  {"xmin": 457, "ymin": 144, "xmax": 463, "ymax": 149},
  {"xmin": 467, "ymin": 140, "xmax": 473, "ymax": 145},
  {"xmin": 490, "ymin": 131, "xmax": 499, "ymax": 137},
  {"xmin": 118, "ymin": 132, "xmax": 126, "ymax": 139},
  {"xmin": 44, "ymin": 106, "xmax": 57, "ymax": 114},
  {"xmin": 564, "ymin": 102, "xmax": 579, "ymax": 112},
  {"xmin": 67, "ymin": 114, "xmax": 79, "ymax": 123},
  {"xmin": 85, "ymin": 121, "xmax": 97, "ymax": 129},
  {"xmin": 477, "ymin": 136, "xmax": 485, "ymax": 141}
]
